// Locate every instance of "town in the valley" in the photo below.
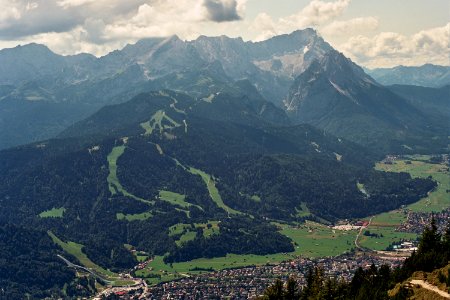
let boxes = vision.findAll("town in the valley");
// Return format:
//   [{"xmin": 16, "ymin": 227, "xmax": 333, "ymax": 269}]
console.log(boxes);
[{"xmin": 94, "ymin": 208, "xmax": 449, "ymax": 299}]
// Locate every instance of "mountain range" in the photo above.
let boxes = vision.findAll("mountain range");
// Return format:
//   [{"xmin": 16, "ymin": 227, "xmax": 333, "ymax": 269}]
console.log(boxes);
[
  {"xmin": 367, "ymin": 64, "xmax": 450, "ymax": 88},
  {"xmin": 1, "ymin": 29, "xmax": 448, "ymax": 152}
]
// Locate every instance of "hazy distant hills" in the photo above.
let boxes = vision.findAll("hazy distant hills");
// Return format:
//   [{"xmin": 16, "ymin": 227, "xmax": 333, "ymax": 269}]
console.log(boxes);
[
  {"xmin": 367, "ymin": 64, "xmax": 450, "ymax": 88},
  {"xmin": 0, "ymin": 29, "xmax": 448, "ymax": 153},
  {"xmin": 388, "ymin": 84, "xmax": 450, "ymax": 120}
]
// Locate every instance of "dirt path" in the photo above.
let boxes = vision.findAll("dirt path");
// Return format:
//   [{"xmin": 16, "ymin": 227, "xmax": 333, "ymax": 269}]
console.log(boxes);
[{"xmin": 410, "ymin": 279, "xmax": 450, "ymax": 299}]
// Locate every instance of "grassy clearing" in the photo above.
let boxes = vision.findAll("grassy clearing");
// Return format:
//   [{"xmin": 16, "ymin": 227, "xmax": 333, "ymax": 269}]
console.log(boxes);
[
  {"xmin": 159, "ymin": 190, "xmax": 202, "ymax": 210},
  {"xmin": 107, "ymin": 145, "xmax": 125, "ymax": 196},
  {"xmin": 359, "ymin": 210, "xmax": 415, "ymax": 251},
  {"xmin": 375, "ymin": 156, "xmax": 449, "ymax": 212},
  {"xmin": 116, "ymin": 211, "xmax": 153, "ymax": 221},
  {"xmin": 369, "ymin": 210, "xmax": 408, "ymax": 227},
  {"xmin": 48, "ymin": 231, "xmax": 116, "ymax": 279},
  {"xmin": 250, "ymin": 195, "xmax": 261, "ymax": 202},
  {"xmin": 140, "ymin": 121, "xmax": 153, "ymax": 136},
  {"xmin": 107, "ymin": 145, "xmax": 154, "ymax": 205},
  {"xmin": 359, "ymin": 227, "xmax": 417, "ymax": 251},
  {"xmin": 175, "ymin": 231, "xmax": 197, "ymax": 246},
  {"xmin": 140, "ymin": 110, "xmax": 180, "ymax": 136},
  {"xmin": 169, "ymin": 223, "xmax": 192, "ymax": 236},
  {"xmin": 137, "ymin": 255, "xmax": 148, "ymax": 262},
  {"xmin": 360, "ymin": 155, "xmax": 450, "ymax": 250},
  {"xmin": 169, "ymin": 221, "xmax": 220, "ymax": 244},
  {"xmin": 357, "ymin": 182, "xmax": 369, "ymax": 197},
  {"xmin": 294, "ymin": 202, "xmax": 311, "ymax": 218},
  {"xmin": 278, "ymin": 221, "xmax": 357, "ymax": 258},
  {"xmin": 188, "ymin": 167, "xmax": 242, "ymax": 215},
  {"xmin": 39, "ymin": 207, "xmax": 65, "ymax": 218},
  {"xmin": 196, "ymin": 221, "xmax": 220, "ymax": 237}
]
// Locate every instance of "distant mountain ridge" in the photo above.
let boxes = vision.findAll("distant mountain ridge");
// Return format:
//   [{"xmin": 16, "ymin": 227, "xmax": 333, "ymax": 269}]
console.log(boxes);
[
  {"xmin": 0, "ymin": 29, "xmax": 448, "ymax": 153},
  {"xmin": 285, "ymin": 50, "xmax": 447, "ymax": 153},
  {"xmin": 0, "ymin": 29, "xmax": 331, "ymax": 149},
  {"xmin": 367, "ymin": 64, "xmax": 450, "ymax": 88}
]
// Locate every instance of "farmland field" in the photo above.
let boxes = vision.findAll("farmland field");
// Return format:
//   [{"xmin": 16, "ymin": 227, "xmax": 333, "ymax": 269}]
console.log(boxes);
[
  {"xmin": 138, "ymin": 221, "xmax": 357, "ymax": 285},
  {"xmin": 360, "ymin": 155, "xmax": 450, "ymax": 250},
  {"xmin": 278, "ymin": 222, "xmax": 357, "ymax": 258}
]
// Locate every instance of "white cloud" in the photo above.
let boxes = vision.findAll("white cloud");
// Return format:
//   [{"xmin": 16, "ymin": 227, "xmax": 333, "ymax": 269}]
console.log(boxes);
[
  {"xmin": 281, "ymin": 0, "xmax": 350, "ymax": 28},
  {"xmin": 0, "ymin": 0, "xmax": 245, "ymax": 40},
  {"xmin": 251, "ymin": 13, "xmax": 278, "ymax": 41},
  {"xmin": 0, "ymin": 0, "xmax": 446, "ymax": 68},
  {"xmin": 250, "ymin": 0, "xmax": 351, "ymax": 41},
  {"xmin": 340, "ymin": 23, "xmax": 450, "ymax": 68},
  {"xmin": 0, "ymin": 0, "xmax": 248, "ymax": 55},
  {"xmin": 0, "ymin": 2, "xmax": 22, "ymax": 30},
  {"xmin": 320, "ymin": 17, "xmax": 379, "ymax": 36}
]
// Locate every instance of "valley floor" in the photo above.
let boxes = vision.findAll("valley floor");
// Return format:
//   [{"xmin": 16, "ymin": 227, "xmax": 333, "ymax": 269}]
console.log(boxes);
[{"xmin": 90, "ymin": 154, "xmax": 450, "ymax": 298}]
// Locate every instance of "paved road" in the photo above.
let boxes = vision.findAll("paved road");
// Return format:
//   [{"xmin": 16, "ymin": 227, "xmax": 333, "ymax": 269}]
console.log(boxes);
[
  {"xmin": 354, "ymin": 217, "xmax": 373, "ymax": 250},
  {"xmin": 410, "ymin": 279, "xmax": 450, "ymax": 299}
]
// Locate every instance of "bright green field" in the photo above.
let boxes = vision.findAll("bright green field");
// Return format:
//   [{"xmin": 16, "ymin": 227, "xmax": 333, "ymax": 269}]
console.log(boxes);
[
  {"xmin": 279, "ymin": 222, "xmax": 357, "ymax": 258},
  {"xmin": 140, "ymin": 110, "xmax": 180, "ymax": 136},
  {"xmin": 139, "ymin": 252, "xmax": 295, "ymax": 285},
  {"xmin": 175, "ymin": 231, "xmax": 197, "ymax": 246},
  {"xmin": 159, "ymin": 190, "xmax": 202, "ymax": 210},
  {"xmin": 39, "ymin": 207, "xmax": 65, "ymax": 218},
  {"xmin": 188, "ymin": 167, "xmax": 242, "ymax": 215},
  {"xmin": 139, "ymin": 221, "xmax": 357, "ymax": 285},
  {"xmin": 48, "ymin": 231, "xmax": 116, "ymax": 279},
  {"xmin": 360, "ymin": 155, "xmax": 450, "ymax": 250},
  {"xmin": 359, "ymin": 227, "xmax": 417, "ymax": 251},
  {"xmin": 116, "ymin": 211, "xmax": 153, "ymax": 221},
  {"xmin": 169, "ymin": 221, "xmax": 220, "ymax": 244},
  {"xmin": 107, "ymin": 145, "xmax": 154, "ymax": 204},
  {"xmin": 169, "ymin": 222, "xmax": 220, "ymax": 236},
  {"xmin": 375, "ymin": 155, "xmax": 450, "ymax": 212},
  {"xmin": 49, "ymin": 232, "xmax": 137, "ymax": 287},
  {"xmin": 140, "ymin": 224, "xmax": 356, "ymax": 285},
  {"xmin": 107, "ymin": 145, "xmax": 125, "ymax": 196}
]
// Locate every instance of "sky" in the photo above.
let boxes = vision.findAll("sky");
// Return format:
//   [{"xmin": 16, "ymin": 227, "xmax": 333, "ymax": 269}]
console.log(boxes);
[{"xmin": 0, "ymin": 0, "xmax": 448, "ymax": 68}]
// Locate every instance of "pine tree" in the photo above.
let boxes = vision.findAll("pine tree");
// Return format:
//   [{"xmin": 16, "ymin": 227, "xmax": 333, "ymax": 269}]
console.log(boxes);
[
  {"xmin": 285, "ymin": 276, "xmax": 299, "ymax": 300},
  {"xmin": 418, "ymin": 217, "xmax": 441, "ymax": 254},
  {"xmin": 264, "ymin": 279, "xmax": 284, "ymax": 300},
  {"xmin": 442, "ymin": 221, "xmax": 450, "ymax": 261}
]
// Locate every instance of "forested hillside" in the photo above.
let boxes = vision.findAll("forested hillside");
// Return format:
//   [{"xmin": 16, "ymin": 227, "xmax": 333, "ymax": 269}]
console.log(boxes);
[{"xmin": 0, "ymin": 91, "xmax": 435, "ymax": 282}]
